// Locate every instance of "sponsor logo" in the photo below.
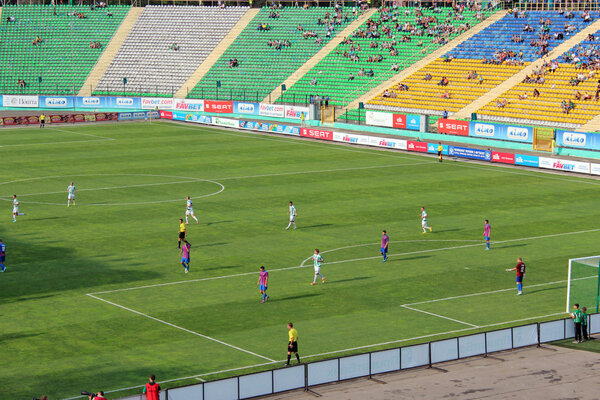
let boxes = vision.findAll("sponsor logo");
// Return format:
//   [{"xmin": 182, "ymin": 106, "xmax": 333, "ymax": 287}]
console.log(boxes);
[
  {"xmin": 175, "ymin": 99, "xmax": 203, "ymax": 111},
  {"xmin": 4, "ymin": 95, "xmax": 39, "ymax": 107},
  {"xmin": 259, "ymin": 103, "xmax": 285, "ymax": 117},
  {"xmin": 205, "ymin": 101, "xmax": 233, "ymax": 113},
  {"xmin": 116, "ymin": 98, "xmax": 134, "ymax": 106},
  {"xmin": 237, "ymin": 103, "xmax": 256, "ymax": 113},
  {"xmin": 562, "ymin": 132, "xmax": 587, "ymax": 147},
  {"xmin": 491, "ymin": 151, "xmax": 515, "ymax": 164},
  {"xmin": 438, "ymin": 119, "xmax": 469, "ymax": 136},
  {"xmin": 506, "ymin": 126, "xmax": 529, "ymax": 141},
  {"xmin": 473, "ymin": 123, "xmax": 495, "ymax": 137},
  {"xmin": 285, "ymin": 106, "xmax": 309, "ymax": 119},
  {"xmin": 81, "ymin": 97, "xmax": 101, "ymax": 106},
  {"xmin": 301, "ymin": 128, "xmax": 333, "ymax": 140},
  {"xmin": 342, "ymin": 135, "xmax": 359, "ymax": 143},
  {"xmin": 379, "ymin": 139, "xmax": 396, "ymax": 148},
  {"xmin": 553, "ymin": 161, "xmax": 574, "ymax": 171},
  {"xmin": 392, "ymin": 113, "xmax": 406, "ymax": 129},
  {"xmin": 45, "ymin": 97, "xmax": 68, "ymax": 106},
  {"xmin": 407, "ymin": 141, "xmax": 428, "ymax": 152}
]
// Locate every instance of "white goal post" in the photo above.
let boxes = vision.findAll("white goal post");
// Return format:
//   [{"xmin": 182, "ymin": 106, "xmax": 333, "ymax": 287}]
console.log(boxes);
[{"xmin": 566, "ymin": 255, "xmax": 600, "ymax": 313}]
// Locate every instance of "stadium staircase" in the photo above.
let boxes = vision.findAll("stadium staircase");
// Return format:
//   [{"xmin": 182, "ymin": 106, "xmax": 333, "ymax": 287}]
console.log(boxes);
[
  {"xmin": 175, "ymin": 8, "xmax": 259, "ymax": 99},
  {"xmin": 186, "ymin": 7, "xmax": 353, "ymax": 102},
  {"xmin": 94, "ymin": 6, "xmax": 248, "ymax": 97},
  {"xmin": 578, "ymin": 112, "xmax": 600, "ymax": 132},
  {"xmin": 264, "ymin": 8, "xmax": 376, "ymax": 104},
  {"xmin": 0, "ymin": 4, "xmax": 130, "ymax": 95},
  {"xmin": 78, "ymin": 7, "xmax": 143, "ymax": 97},
  {"xmin": 276, "ymin": 7, "xmax": 497, "ymax": 108},
  {"xmin": 342, "ymin": 9, "xmax": 505, "ymax": 116},
  {"xmin": 365, "ymin": 11, "xmax": 597, "ymax": 117},
  {"xmin": 469, "ymin": 20, "xmax": 600, "ymax": 128}
]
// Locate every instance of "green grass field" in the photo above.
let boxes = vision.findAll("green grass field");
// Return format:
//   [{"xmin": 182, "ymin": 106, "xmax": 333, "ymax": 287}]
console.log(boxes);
[{"xmin": 1, "ymin": 120, "xmax": 600, "ymax": 400}]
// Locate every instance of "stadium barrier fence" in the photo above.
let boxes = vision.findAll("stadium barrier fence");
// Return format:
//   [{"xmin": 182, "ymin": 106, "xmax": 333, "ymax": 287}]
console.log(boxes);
[{"xmin": 112, "ymin": 314, "xmax": 600, "ymax": 400}]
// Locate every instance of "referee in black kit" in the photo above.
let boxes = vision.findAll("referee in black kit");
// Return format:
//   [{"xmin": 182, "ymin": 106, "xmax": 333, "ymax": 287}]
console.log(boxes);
[{"xmin": 285, "ymin": 322, "xmax": 301, "ymax": 366}]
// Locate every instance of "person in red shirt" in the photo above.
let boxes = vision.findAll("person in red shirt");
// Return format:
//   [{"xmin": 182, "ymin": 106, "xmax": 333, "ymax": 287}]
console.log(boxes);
[
  {"xmin": 143, "ymin": 374, "xmax": 161, "ymax": 400},
  {"xmin": 506, "ymin": 257, "xmax": 526, "ymax": 295}
]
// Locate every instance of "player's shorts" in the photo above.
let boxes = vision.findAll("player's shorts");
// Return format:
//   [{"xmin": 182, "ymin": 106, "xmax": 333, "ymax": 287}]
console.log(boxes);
[
  {"xmin": 484, "ymin": 236, "xmax": 490, "ymax": 241},
  {"xmin": 381, "ymin": 247, "xmax": 388, "ymax": 254},
  {"xmin": 12, "ymin": 207, "xmax": 18, "ymax": 214},
  {"xmin": 314, "ymin": 266, "xmax": 321, "ymax": 274},
  {"xmin": 186, "ymin": 208, "xmax": 194, "ymax": 215},
  {"xmin": 179, "ymin": 232, "xmax": 186, "ymax": 239},
  {"xmin": 516, "ymin": 275, "xmax": 523, "ymax": 283},
  {"xmin": 289, "ymin": 215, "xmax": 295, "ymax": 222},
  {"xmin": 259, "ymin": 284, "xmax": 267, "ymax": 291},
  {"xmin": 181, "ymin": 257, "xmax": 190, "ymax": 264},
  {"xmin": 288, "ymin": 341, "xmax": 298, "ymax": 353},
  {"xmin": 438, "ymin": 151, "xmax": 442, "ymax": 156},
  {"xmin": 421, "ymin": 220, "xmax": 427, "ymax": 227},
  {"xmin": 68, "ymin": 194, "xmax": 75, "ymax": 200},
  {"xmin": 0, "ymin": 256, "xmax": 5, "ymax": 263}
]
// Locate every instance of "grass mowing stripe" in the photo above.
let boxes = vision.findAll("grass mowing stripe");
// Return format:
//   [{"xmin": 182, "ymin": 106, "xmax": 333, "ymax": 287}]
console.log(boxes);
[{"xmin": 86, "ymin": 294, "xmax": 276, "ymax": 362}]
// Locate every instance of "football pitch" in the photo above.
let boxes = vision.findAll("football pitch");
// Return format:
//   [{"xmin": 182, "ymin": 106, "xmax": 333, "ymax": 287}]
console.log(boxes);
[{"xmin": 1, "ymin": 120, "xmax": 600, "ymax": 400}]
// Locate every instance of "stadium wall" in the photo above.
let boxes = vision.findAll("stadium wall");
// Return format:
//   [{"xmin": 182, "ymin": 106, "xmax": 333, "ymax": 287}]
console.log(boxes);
[{"xmin": 111, "ymin": 314, "xmax": 600, "ymax": 400}]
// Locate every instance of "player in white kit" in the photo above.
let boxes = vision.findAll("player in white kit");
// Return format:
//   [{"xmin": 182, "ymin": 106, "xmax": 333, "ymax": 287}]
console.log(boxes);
[
  {"xmin": 185, "ymin": 196, "xmax": 198, "ymax": 224},
  {"xmin": 421, "ymin": 206, "xmax": 432, "ymax": 233},
  {"xmin": 12, "ymin": 195, "xmax": 25, "ymax": 222},
  {"xmin": 67, "ymin": 182, "xmax": 77, "ymax": 207},
  {"xmin": 311, "ymin": 249, "xmax": 325, "ymax": 285},
  {"xmin": 286, "ymin": 201, "xmax": 297, "ymax": 230}
]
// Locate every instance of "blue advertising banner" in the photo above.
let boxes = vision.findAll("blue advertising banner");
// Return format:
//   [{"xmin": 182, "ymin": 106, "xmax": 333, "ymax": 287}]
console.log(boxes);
[
  {"xmin": 556, "ymin": 130, "xmax": 600, "ymax": 151},
  {"xmin": 40, "ymin": 96, "xmax": 74, "ymax": 108},
  {"xmin": 406, "ymin": 114, "xmax": 421, "ymax": 131},
  {"xmin": 515, "ymin": 153, "xmax": 539, "ymax": 167},
  {"xmin": 239, "ymin": 120, "xmax": 300, "ymax": 136},
  {"xmin": 172, "ymin": 111, "xmax": 211, "ymax": 124},
  {"xmin": 427, "ymin": 143, "xmax": 449, "ymax": 155},
  {"xmin": 75, "ymin": 96, "xmax": 107, "ymax": 108},
  {"xmin": 469, "ymin": 121, "xmax": 533, "ymax": 143},
  {"xmin": 448, "ymin": 145, "xmax": 491, "ymax": 161},
  {"xmin": 118, "ymin": 111, "xmax": 158, "ymax": 121},
  {"xmin": 108, "ymin": 97, "xmax": 141, "ymax": 109},
  {"xmin": 233, "ymin": 102, "xmax": 259, "ymax": 116}
]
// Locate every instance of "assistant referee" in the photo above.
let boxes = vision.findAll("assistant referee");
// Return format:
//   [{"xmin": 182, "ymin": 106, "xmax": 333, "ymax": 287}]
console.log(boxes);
[
  {"xmin": 285, "ymin": 322, "xmax": 301, "ymax": 366},
  {"xmin": 178, "ymin": 218, "xmax": 186, "ymax": 249}
]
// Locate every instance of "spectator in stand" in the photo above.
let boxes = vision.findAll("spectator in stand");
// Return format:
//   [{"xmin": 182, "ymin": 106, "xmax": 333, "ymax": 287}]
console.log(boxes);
[
  {"xmin": 442, "ymin": 109, "xmax": 448, "ymax": 119},
  {"xmin": 348, "ymin": 73, "xmax": 354, "ymax": 81},
  {"xmin": 310, "ymin": 77, "xmax": 317, "ymax": 86},
  {"xmin": 424, "ymin": 72, "xmax": 432, "ymax": 81},
  {"xmin": 533, "ymin": 88, "xmax": 540, "ymax": 97},
  {"xmin": 143, "ymin": 374, "xmax": 161, "ymax": 400},
  {"xmin": 437, "ymin": 76, "xmax": 449, "ymax": 86},
  {"xmin": 6, "ymin": 15, "xmax": 16, "ymax": 23},
  {"xmin": 440, "ymin": 90, "xmax": 450, "ymax": 99}
]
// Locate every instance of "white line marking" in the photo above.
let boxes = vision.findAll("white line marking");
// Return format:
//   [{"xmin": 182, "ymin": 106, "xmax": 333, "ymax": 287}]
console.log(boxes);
[
  {"xmin": 89, "ymin": 228, "xmax": 600, "ymax": 295},
  {"xmin": 401, "ymin": 305, "xmax": 479, "ymax": 327},
  {"xmin": 86, "ymin": 294, "xmax": 275, "ymax": 362},
  {"xmin": 48, "ymin": 127, "xmax": 115, "ymax": 140},
  {"xmin": 0, "ymin": 138, "xmax": 111, "ymax": 147},
  {"xmin": 72, "ymin": 311, "xmax": 568, "ymax": 400}
]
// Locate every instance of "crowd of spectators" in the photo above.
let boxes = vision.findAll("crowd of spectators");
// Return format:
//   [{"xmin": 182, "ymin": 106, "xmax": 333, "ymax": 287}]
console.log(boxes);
[
  {"xmin": 89, "ymin": 41, "xmax": 102, "ymax": 49},
  {"xmin": 267, "ymin": 39, "xmax": 291, "ymax": 49}
]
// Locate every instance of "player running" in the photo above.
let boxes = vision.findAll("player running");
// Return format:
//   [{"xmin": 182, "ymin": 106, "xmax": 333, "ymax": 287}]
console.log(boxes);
[
  {"xmin": 257, "ymin": 266, "xmax": 269, "ymax": 303},
  {"xmin": 484, "ymin": 220, "xmax": 491, "ymax": 250},
  {"xmin": 506, "ymin": 257, "xmax": 526, "ymax": 295},
  {"xmin": 286, "ymin": 201, "xmax": 297, "ymax": 230},
  {"xmin": 0, "ymin": 239, "xmax": 6, "ymax": 272},
  {"xmin": 420, "ymin": 206, "xmax": 432, "ymax": 233},
  {"xmin": 180, "ymin": 240, "xmax": 191, "ymax": 273},
  {"xmin": 178, "ymin": 219, "xmax": 186, "ymax": 248},
  {"xmin": 12, "ymin": 195, "xmax": 25, "ymax": 222},
  {"xmin": 67, "ymin": 182, "xmax": 77, "ymax": 207},
  {"xmin": 311, "ymin": 249, "xmax": 325, "ymax": 285},
  {"xmin": 381, "ymin": 230, "xmax": 389, "ymax": 262},
  {"xmin": 185, "ymin": 196, "xmax": 198, "ymax": 224}
]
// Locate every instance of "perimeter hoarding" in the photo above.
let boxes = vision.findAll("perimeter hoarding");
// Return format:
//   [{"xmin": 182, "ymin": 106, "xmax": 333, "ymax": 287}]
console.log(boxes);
[
  {"xmin": 469, "ymin": 121, "xmax": 533, "ymax": 143},
  {"xmin": 556, "ymin": 130, "xmax": 600, "ymax": 151}
]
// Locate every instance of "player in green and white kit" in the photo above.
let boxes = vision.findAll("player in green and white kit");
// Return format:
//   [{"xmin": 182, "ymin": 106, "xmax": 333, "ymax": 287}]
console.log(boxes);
[
  {"xmin": 286, "ymin": 201, "xmax": 297, "ymax": 230},
  {"xmin": 420, "ymin": 206, "xmax": 432, "ymax": 233},
  {"xmin": 311, "ymin": 249, "xmax": 325, "ymax": 285},
  {"xmin": 67, "ymin": 182, "xmax": 76, "ymax": 207},
  {"xmin": 185, "ymin": 196, "xmax": 198, "ymax": 224}
]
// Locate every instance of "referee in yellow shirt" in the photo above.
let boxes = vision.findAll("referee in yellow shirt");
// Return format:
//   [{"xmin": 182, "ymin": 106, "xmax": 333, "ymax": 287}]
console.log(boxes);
[
  {"xmin": 178, "ymin": 218, "xmax": 186, "ymax": 249},
  {"xmin": 285, "ymin": 322, "xmax": 301, "ymax": 366}
]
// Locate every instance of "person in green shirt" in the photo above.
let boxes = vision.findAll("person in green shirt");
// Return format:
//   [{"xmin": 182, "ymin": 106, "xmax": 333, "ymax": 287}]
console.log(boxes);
[
  {"xmin": 570, "ymin": 303, "xmax": 582, "ymax": 343},
  {"xmin": 581, "ymin": 306, "xmax": 588, "ymax": 341}
]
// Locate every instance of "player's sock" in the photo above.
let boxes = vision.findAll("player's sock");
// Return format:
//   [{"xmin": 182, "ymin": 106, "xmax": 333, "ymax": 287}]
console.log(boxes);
[
  {"xmin": 286, "ymin": 355, "xmax": 291, "ymax": 364},
  {"xmin": 178, "ymin": 241, "xmax": 181, "ymax": 249},
  {"xmin": 193, "ymin": 216, "xmax": 198, "ymax": 223},
  {"xmin": 296, "ymin": 354, "xmax": 301, "ymax": 363},
  {"xmin": 517, "ymin": 283, "xmax": 522, "ymax": 292},
  {"xmin": 18, "ymin": 213, "xmax": 24, "ymax": 216},
  {"xmin": 286, "ymin": 222, "xmax": 291, "ymax": 229},
  {"xmin": 293, "ymin": 222, "xmax": 296, "ymax": 229},
  {"xmin": 262, "ymin": 293, "xmax": 266, "ymax": 301},
  {"xmin": 313, "ymin": 275, "xmax": 318, "ymax": 283},
  {"xmin": 185, "ymin": 217, "xmax": 189, "ymax": 224},
  {"xmin": 486, "ymin": 242, "xmax": 490, "ymax": 250}
]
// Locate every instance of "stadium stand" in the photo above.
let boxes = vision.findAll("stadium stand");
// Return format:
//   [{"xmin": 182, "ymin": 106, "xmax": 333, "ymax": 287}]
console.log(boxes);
[
  {"xmin": 186, "ymin": 6, "xmax": 352, "ymax": 102},
  {"xmin": 366, "ymin": 11, "xmax": 597, "ymax": 116},
  {"xmin": 0, "ymin": 4, "xmax": 129, "ymax": 95},
  {"xmin": 477, "ymin": 26, "xmax": 600, "ymax": 128},
  {"xmin": 276, "ymin": 6, "xmax": 492, "ymax": 107},
  {"xmin": 94, "ymin": 6, "xmax": 248, "ymax": 97}
]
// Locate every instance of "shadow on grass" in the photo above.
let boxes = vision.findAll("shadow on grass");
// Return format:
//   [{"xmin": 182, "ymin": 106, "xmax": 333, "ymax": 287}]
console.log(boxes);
[
  {"xmin": 0, "ymin": 331, "xmax": 45, "ymax": 343},
  {"xmin": 274, "ymin": 293, "xmax": 322, "ymax": 302},
  {"xmin": 300, "ymin": 223, "xmax": 333, "ymax": 229},
  {"xmin": 328, "ymin": 276, "xmax": 372, "ymax": 284},
  {"xmin": 206, "ymin": 220, "xmax": 233, "ymax": 226}
]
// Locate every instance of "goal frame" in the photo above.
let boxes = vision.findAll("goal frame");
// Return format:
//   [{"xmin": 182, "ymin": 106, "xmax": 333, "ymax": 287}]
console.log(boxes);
[{"xmin": 566, "ymin": 255, "xmax": 600, "ymax": 313}]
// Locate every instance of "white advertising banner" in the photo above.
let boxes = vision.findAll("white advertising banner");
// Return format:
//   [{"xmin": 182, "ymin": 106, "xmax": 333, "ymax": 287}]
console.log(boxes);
[
  {"xmin": 366, "ymin": 110, "xmax": 393, "ymax": 128},
  {"xmin": 213, "ymin": 117, "xmax": 238, "ymax": 128},
  {"xmin": 333, "ymin": 132, "xmax": 369, "ymax": 145},
  {"xmin": 539, "ymin": 157, "xmax": 591, "ymax": 174},
  {"xmin": 591, "ymin": 163, "xmax": 600, "ymax": 176},
  {"xmin": 368, "ymin": 136, "xmax": 407, "ymax": 150},
  {"xmin": 173, "ymin": 98, "xmax": 204, "ymax": 111},
  {"xmin": 284, "ymin": 105, "xmax": 309, "ymax": 119},
  {"xmin": 3, "ymin": 95, "xmax": 39, "ymax": 108},
  {"xmin": 141, "ymin": 97, "xmax": 174, "ymax": 109},
  {"xmin": 259, "ymin": 103, "xmax": 285, "ymax": 118}
]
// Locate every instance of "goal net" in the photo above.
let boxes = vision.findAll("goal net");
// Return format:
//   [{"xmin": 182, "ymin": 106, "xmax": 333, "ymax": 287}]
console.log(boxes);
[{"xmin": 566, "ymin": 256, "xmax": 600, "ymax": 313}]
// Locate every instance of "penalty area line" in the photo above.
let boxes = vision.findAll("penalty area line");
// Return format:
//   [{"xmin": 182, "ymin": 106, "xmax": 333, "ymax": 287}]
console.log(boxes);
[
  {"xmin": 401, "ymin": 305, "xmax": 478, "ymax": 327},
  {"xmin": 86, "ymin": 294, "xmax": 275, "ymax": 362}
]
